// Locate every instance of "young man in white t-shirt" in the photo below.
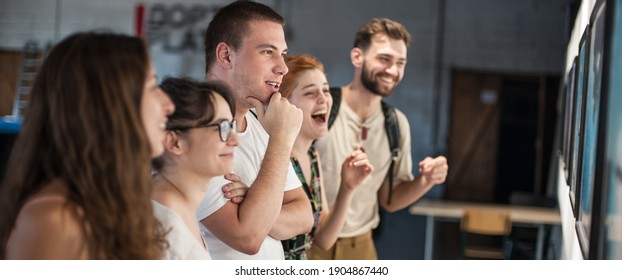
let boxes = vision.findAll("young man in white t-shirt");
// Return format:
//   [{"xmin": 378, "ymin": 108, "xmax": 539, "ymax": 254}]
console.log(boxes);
[{"xmin": 196, "ymin": 1, "xmax": 313, "ymax": 259}]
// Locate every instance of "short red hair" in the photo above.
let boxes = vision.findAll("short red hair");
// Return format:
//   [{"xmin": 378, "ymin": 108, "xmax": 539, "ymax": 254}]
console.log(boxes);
[{"xmin": 281, "ymin": 55, "xmax": 325, "ymax": 98}]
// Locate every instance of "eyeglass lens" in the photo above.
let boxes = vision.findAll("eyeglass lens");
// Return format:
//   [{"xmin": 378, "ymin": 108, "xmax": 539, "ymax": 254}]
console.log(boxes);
[{"xmin": 218, "ymin": 120, "xmax": 236, "ymax": 142}]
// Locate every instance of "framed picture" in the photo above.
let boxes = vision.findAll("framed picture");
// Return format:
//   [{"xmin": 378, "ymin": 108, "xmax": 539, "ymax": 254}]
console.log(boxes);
[
  {"xmin": 569, "ymin": 26, "xmax": 590, "ymax": 219},
  {"xmin": 576, "ymin": 0, "xmax": 607, "ymax": 259},
  {"xmin": 562, "ymin": 56, "xmax": 576, "ymax": 184},
  {"xmin": 593, "ymin": 0, "xmax": 622, "ymax": 260}
]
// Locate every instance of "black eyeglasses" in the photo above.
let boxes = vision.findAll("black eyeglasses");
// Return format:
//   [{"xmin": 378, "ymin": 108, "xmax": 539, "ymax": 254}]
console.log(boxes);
[{"xmin": 170, "ymin": 119, "xmax": 237, "ymax": 142}]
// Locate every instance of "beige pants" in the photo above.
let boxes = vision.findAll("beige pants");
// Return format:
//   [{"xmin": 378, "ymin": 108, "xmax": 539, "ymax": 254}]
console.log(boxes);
[{"xmin": 307, "ymin": 230, "xmax": 377, "ymax": 260}]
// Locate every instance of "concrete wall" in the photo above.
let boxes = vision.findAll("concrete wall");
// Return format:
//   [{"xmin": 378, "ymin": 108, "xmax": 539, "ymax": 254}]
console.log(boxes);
[{"xmin": 0, "ymin": 0, "xmax": 570, "ymax": 259}]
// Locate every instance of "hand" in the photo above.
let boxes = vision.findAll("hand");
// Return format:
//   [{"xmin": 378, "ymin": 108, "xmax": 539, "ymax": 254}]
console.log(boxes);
[
  {"xmin": 222, "ymin": 173, "xmax": 249, "ymax": 204},
  {"xmin": 340, "ymin": 148, "xmax": 374, "ymax": 190},
  {"xmin": 418, "ymin": 156, "xmax": 448, "ymax": 186},
  {"xmin": 247, "ymin": 93, "xmax": 302, "ymax": 145}
]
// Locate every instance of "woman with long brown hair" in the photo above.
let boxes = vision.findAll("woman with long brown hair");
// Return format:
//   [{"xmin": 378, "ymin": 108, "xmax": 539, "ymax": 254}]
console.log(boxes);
[{"xmin": 0, "ymin": 32, "xmax": 174, "ymax": 259}]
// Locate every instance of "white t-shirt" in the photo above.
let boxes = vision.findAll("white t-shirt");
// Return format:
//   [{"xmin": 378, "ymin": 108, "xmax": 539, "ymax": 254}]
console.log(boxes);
[
  {"xmin": 197, "ymin": 111, "xmax": 302, "ymax": 259},
  {"xmin": 152, "ymin": 200, "xmax": 211, "ymax": 260}
]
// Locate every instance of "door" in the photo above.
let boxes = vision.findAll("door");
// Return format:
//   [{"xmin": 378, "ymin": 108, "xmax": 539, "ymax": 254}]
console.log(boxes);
[{"xmin": 441, "ymin": 70, "xmax": 552, "ymax": 259}]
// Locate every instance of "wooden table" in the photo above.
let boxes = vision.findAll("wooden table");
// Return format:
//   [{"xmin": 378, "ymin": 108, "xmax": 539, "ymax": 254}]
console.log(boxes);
[{"xmin": 409, "ymin": 199, "xmax": 561, "ymax": 260}]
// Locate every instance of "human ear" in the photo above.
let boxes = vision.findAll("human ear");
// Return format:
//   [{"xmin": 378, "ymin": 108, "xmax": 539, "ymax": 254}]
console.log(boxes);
[
  {"xmin": 216, "ymin": 42, "xmax": 233, "ymax": 69},
  {"xmin": 163, "ymin": 131, "xmax": 184, "ymax": 156},
  {"xmin": 350, "ymin": 47, "xmax": 364, "ymax": 68}
]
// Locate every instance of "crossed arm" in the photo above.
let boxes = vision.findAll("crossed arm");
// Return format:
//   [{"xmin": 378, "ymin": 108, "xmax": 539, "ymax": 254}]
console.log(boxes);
[
  {"xmin": 200, "ymin": 142, "xmax": 312, "ymax": 254},
  {"xmin": 201, "ymin": 100, "xmax": 313, "ymax": 254}
]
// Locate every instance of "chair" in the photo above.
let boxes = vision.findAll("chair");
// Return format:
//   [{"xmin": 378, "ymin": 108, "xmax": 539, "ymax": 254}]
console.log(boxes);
[
  {"xmin": 460, "ymin": 208, "xmax": 512, "ymax": 259},
  {"xmin": 509, "ymin": 191, "xmax": 557, "ymax": 208},
  {"xmin": 508, "ymin": 191, "xmax": 557, "ymax": 259}
]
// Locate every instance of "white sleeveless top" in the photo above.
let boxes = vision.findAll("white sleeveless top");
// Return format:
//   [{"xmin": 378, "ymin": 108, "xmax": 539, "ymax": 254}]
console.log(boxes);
[{"xmin": 152, "ymin": 201, "xmax": 211, "ymax": 260}]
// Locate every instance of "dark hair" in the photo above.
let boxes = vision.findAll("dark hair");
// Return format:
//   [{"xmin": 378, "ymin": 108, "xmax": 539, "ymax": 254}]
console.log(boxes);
[
  {"xmin": 204, "ymin": 0, "xmax": 285, "ymax": 73},
  {"xmin": 153, "ymin": 77, "xmax": 235, "ymax": 171},
  {"xmin": 353, "ymin": 18, "xmax": 411, "ymax": 52},
  {"xmin": 281, "ymin": 55, "xmax": 325, "ymax": 99},
  {"xmin": 0, "ymin": 32, "xmax": 166, "ymax": 259}
]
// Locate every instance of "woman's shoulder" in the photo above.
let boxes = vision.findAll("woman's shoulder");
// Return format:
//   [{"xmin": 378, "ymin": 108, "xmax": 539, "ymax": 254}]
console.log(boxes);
[
  {"xmin": 5, "ymin": 180, "xmax": 88, "ymax": 259},
  {"xmin": 22, "ymin": 189, "xmax": 81, "ymax": 231}
]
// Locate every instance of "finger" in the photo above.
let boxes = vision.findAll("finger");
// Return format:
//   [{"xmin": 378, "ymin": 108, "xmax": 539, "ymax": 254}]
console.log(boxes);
[
  {"xmin": 224, "ymin": 173, "xmax": 241, "ymax": 182},
  {"xmin": 426, "ymin": 164, "xmax": 448, "ymax": 176},
  {"xmin": 343, "ymin": 154, "xmax": 356, "ymax": 167},
  {"xmin": 269, "ymin": 91, "xmax": 283, "ymax": 106},
  {"xmin": 366, "ymin": 163, "xmax": 374, "ymax": 173},
  {"xmin": 421, "ymin": 156, "xmax": 446, "ymax": 171},
  {"xmin": 351, "ymin": 158, "xmax": 371, "ymax": 167},
  {"xmin": 430, "ymin": 156, "xmax": 447, "ymax": 167},
  {"xmin": 222, "ymin": 181, "xmax": 244, "ymax": 193},
  {"xmin": 435, "ymin": 168, "xmax": 449, "ymax": 178},
  {"xmin": 227, "ymin": 187, "xmax": 248, "ymax": 198},
  {"xmin": 346, "ymin": 152, "xmax": 367, "ymax": 168},
  {"xmin": 429, "ymin": 175, "xmax": 446, "ymax": 184},
  {"xmin": 429, "ymin": 167, "xmax": 448, "ymax": 177},
  {"xmin": 434, "ymin": 173, "xmax": 447, "ymax": 181},
  {"xmin": 230, "ymin": 197, "xmax": 243, "ymax": 204},
  {"xmin": 223, "ymin": 190, "xmax": 232, "ymax": 199},
  {"xmin": 228, "ymin": 181, "xmax": 249, "ymax": 193},
  {"xmin": 418, "ymin": 157, "xmax": 432, "ymax": 168},
  {"xmin": 421, "ymin": 164, "xmax": 438, "ymax": 174},
  {"xmin": 419, "ymin": 165, "xmax": 431, "ymax": 174},
  {"xmin": 351, "ymin": 150, "xmax": 367, "ymax": 159},
  {"xmin": 351, "ymin": 148, "xmax": 365, "ymax": 157},
  {"xmin": 356, "ymin": 161, "xmax": 374, "ymax": 173},
  {"xmin": 246, "ymin": 96, "xmax": 265, "ymax": 118}
]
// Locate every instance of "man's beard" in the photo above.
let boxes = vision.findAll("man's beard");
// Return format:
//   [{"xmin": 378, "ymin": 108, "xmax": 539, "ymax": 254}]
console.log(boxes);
[{"xmin": 360, "ymin": 62, "xmax": 398, "ymax": 97}]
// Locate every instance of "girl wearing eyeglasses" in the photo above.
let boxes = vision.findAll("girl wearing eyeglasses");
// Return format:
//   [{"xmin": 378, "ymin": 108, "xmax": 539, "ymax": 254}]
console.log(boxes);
[
  {"xmin": 279, "ymin": 55, "xmax": 374, "ymax": 260},
  {"xmin": 151, "ymin": 77, "xmax": 241, "ymax": 259}
]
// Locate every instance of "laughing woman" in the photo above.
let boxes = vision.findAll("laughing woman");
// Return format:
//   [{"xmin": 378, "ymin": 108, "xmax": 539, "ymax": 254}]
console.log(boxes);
[{"xmin": 279, "ymin": 55, "xmax": 374, "ymax": 260}]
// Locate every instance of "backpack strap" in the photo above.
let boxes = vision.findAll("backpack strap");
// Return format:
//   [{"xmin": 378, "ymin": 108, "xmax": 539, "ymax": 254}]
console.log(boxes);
[
  {"xmin": 382, "ymin": 101, "xmax": 400, "ymax": 205},
  {"xmin": 328, "ymin": 87, "xmax": 342, "ymax": 129}
]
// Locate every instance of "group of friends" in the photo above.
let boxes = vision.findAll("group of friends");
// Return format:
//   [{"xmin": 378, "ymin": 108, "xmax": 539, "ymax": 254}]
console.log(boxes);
[{"xmin": 0, "ymin": 1, "xmax": 448, "ymax": 260}]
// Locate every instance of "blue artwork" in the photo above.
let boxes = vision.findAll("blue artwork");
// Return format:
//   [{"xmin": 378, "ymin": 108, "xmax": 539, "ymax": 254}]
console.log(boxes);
[
  {"xmin": 579, "ymin": 0, "xmax": 606, "ymax": 245},
  {"xmin": 603, "ymin": 0, "xmax": 622, "ymax": 260}
]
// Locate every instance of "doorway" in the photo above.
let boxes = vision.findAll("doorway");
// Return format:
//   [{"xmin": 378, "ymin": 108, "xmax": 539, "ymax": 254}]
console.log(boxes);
[
  {"xmin": 445, "ymin": 70, "xmax": 557, "ymax": 203},
  {"xmin": 440, "ymin": 70, "xmax": 559, "ymax": 259}
]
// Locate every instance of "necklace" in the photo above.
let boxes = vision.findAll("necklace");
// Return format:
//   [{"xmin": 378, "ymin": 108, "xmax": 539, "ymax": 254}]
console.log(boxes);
[
  {"xmin": 355, "ymin": 124, "xmax": 368, "ymax": 149},
  {"xmin": 359, "ymin": 125, "xmax": 369, "ymax": 141}
]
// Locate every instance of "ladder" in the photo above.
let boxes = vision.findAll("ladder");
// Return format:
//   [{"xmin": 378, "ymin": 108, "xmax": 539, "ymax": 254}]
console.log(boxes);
[{"xmin": 11, "ymin": 41, "xmax": 42, "ymax": 118}]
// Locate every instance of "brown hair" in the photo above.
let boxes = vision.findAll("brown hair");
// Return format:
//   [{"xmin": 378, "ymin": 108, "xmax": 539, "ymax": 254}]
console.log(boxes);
[
  {"xmin": 353, "ymin": 18, "xmax": 411, "ymax": 52},
  {"xmin": 204, "ymin": 1, "xmax": 285, "ymax": 74},
  {"xmin": 153, "ymin": 77, "xmax": 236, "ymax": 171},
  {"xmin": 280, "ymin": 55, "xmax": 325, "ymax": 99},
  {"xmin": 0, "ymin": 32, "xmax": 166, "ymax": 259}
]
